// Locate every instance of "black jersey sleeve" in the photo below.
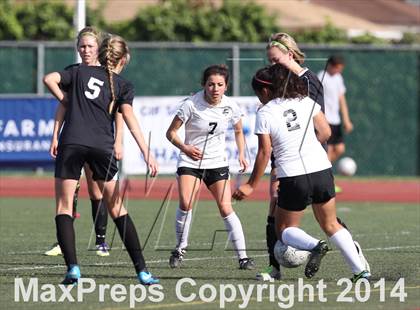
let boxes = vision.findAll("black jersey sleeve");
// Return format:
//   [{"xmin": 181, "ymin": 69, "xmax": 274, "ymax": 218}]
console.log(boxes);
[
  {"xmin": 116, "ymin": 80, "xmax": 135, "ymax": 107},
  {"xmin": 59, "ymin": 65, "xmax": 77, "ymax": 90},
  {"xmin": 59, "ymin": 64, "xmax": 79, "ymax": 92},
  {"xmin": 300, "ymin": 70, "xmax": 325, "ymax": 113},
  {"xmin": 63, "ymin": 63, "xmax": 79, "ymax": 71}
]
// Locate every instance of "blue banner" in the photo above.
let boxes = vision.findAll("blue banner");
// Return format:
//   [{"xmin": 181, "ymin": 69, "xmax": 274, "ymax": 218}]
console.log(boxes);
[{"xmin": 0, "ymin": 98, "xmax": 58, "ymax": 164}]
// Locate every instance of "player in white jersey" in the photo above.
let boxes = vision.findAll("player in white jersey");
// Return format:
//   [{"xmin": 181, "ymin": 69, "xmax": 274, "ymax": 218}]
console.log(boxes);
[
  {"xmin": 259, "ymin": 33, "xmax": 326, "ymax": 281},
  {"xmin": 317, "ymin": 55, "xmax": 353, "ymax": 164},
  {"xmin": 233, "ymin": 64, "xmax": 370, "ymax": 282},
  {"xmin": 166, "ymin": 64, "xmax": 255, "ymax": 270},
  {"xmin": 256, "ymin": 34, "xmax": 368, "ymax": 282}
]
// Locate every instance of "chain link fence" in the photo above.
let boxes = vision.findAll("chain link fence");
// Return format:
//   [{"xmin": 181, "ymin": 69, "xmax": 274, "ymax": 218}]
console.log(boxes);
[{"xmin": 0, "ymin": 42, "xmax": 418, "ymax": 176}]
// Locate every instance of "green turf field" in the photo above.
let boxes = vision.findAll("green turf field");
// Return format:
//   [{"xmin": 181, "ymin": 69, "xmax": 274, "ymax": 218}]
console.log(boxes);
[{"xmin": 0, "ymin": 198, "xmax": 419, "ymax": 309}]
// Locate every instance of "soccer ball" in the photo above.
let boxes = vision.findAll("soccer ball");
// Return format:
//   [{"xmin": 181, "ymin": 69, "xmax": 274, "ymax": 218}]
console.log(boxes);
[
  {"xmin": 337, "ymin": 157, "xmax": 357, "ymax": 176},
  {"xmin": 274, "ymin": 241, "xmax": 310, "ymax": 268}
]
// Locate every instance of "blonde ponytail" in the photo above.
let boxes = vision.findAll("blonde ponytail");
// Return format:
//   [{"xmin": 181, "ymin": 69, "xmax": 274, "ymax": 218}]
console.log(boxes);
[
  {"xmin": 98, "ymin": 34, "xmax": 130, "ymax": 115},
  {"xmin": 267, "ymin": 33, "xmax": 306, "ymax": 64},
  {"xmin": 107, "ymin": 63, "xmax": 116, "ymax": 115}
]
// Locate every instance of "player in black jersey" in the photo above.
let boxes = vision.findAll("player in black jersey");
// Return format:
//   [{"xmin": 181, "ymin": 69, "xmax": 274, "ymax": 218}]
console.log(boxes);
[
  {"xmin": 253, "ymin": 32, "xmax": 369, "ymax": 281},
  {"xmin": 43, "ymin": 34, "xmax": 159, "ymax": 285},
  {"xmin": 45, "ymin": 27, "xmax": 118, "ymax": 257}
]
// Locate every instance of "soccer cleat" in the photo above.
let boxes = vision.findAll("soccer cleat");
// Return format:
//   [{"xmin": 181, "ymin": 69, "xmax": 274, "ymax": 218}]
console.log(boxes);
[
  {"xmin": 169, "ymin": 248, "xmax": 186, "ymax": 268},
  {"xmin": 61, "ymin": 264, "xmax": 81, "ymax": 285},
  {"xmin": 239, "ymin": 257, "xmax": 256, "ymax": 270},
  {"xmin": 96, "ymin": 242, "xmax": 110, "ymax": 257},
  {"xmin": 351, "ymin": 270, "xmax": 370, "ymax": 283},
  {"xmin": 256, "ymin": 265, "xmax": 281, "ymax": 281},
  {"xmin": 138, "ymin": 271, "xmax": 159, "ymax": 285},
  {"xmin": 353, "ymin": 241, "xmax": 371, "ymax": 276},
  {"xmin": 44, "ymin": 242, "xmax": 62, "ymax": 256},
  {"xmin": 305, "ymin": 240, "xmax": 329, "ymax": 278}
]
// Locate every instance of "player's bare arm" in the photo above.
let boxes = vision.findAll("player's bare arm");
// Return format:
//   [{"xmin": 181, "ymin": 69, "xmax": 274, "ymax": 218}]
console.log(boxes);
[
  {"xmin": 313, "ymin": 111, "xmax": 331, "ymax": 143},
  {"xmin": 120, "ymin": 103, "xmax": 158, "ymax": 177},
  {"xmin": 50, "ymin": 103, "xmax": 66, "ymax": 158},
  {"xmin": 233, "ymin": 133, "xmax": 271, "ymax": 200},
  {"xmin": 233, "ymin": 120, "xmax": 249, "ymax": 172},
  {"xmin": 166, "ymin": 116, "xmax": 203, "ymax": 161},
  {"xmin": 113, "ymin": 112, "xmax": 124, "ymax": 160},
  {"xmin": 44, "ymin": 72, "xmax": 67, "ymax": 158},
  {"xmin": 339, "ymin": 94, "xmax": 353, "ymax": 133},
  {"xmin": 43, "ymin": 72, "xmax": 65, "ymax": 103}
]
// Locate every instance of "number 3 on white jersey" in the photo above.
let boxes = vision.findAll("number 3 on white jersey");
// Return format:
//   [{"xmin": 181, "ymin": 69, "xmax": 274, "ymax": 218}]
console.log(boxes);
[{"xmin": 84, "ymin": 77, "xmax": 104, "ymax": 99}]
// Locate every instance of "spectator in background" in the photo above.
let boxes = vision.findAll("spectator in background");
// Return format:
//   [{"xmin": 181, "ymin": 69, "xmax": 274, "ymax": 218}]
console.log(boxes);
[{"xmin": 318, "ymin": 55, "xmax": 354, "ymax": 181}]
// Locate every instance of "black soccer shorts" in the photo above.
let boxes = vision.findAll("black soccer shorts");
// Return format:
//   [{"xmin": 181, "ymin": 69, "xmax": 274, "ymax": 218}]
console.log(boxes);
[
  {"xmin": 176, "ymin": 166, "xmax": 229, "ymax": 187},
  {"xmin": 277, "ymin": 168, "xmax": 336, "ymax": 211},
  {"xmin": 327, "ymin": 124, "xmax": 344, "ymax": 145},
  {"xmin": 55, "ymin": 144, "xmax": 118, "ymax": 181}
]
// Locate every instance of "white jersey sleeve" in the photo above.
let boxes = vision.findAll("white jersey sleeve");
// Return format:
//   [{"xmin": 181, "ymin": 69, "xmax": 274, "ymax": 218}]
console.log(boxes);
[
  {"xmin": 230, "ymin": 100, "xmax": 243, "ymax": 125},
  {"xmin": 254, "ymin": 109, "xmax": 271, "ymax": 135},
  {"xmin": 176, "ymin": 98, "xmax": 193, "ymax": 122},
  {"xmin": 312, "ymin": 100, "xmax": 321, "ymax": 116}
]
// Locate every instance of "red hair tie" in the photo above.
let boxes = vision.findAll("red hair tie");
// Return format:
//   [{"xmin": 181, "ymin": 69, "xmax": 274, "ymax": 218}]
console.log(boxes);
[{"xmin": 255, "ymin": 77, "xmax": 273, "ymax": 85}]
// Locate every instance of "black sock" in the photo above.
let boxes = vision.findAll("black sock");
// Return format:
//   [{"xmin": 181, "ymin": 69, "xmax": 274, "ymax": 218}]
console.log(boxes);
[
  {"xmin": 55, "ymin": 214, "xmax": 77, "ymax": 269},
  {"xmin": 266, "ymin": 216, "xmax": 280, "ymax": 269},
  {"xmin": 336, "ymin": 217, "xmax": 349, "ymax": 231},
  {"xmin": 114, "ymin": 214, "xmax": 146, "ymax": 274},
  {"xmin": 91, "ymin": 199, "xmax": 108, "ymax": 245}
]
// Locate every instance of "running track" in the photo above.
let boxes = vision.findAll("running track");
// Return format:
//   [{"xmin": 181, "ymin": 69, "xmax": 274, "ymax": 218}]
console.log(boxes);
[{"xmin": 0, "ymin": 177, "xmax": 419, "ymax": 203}]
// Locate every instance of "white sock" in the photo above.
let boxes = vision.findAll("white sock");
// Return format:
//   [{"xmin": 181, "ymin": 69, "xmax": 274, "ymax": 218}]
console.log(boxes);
[
  {"xmin": 329, "ymin": 228, "xmax": 364, "ymax": 274},
  {"xmin": 175, "ymin": 208, "xmax": 192, "ymax": 250},
  {"xmin": 282, "ymin": 227, "xmax": 319, "ymax": 250},
  {"xmin": 223, "ymin": 212, "xmax": 247, "ymax": 260}
]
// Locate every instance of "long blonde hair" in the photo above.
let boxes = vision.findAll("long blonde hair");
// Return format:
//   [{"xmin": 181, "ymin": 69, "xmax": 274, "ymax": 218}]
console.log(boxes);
[
  {"xmin": 267, "ymin": 32, "xmax": 305, "ymax": 65},
  {"xmin": 98, "ymin": 34, "xmax": 130, "ymax": 115}
]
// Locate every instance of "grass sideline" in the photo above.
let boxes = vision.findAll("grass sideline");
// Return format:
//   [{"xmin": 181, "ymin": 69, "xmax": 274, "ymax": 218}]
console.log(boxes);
[{"xmin": 0, "ymin": 198, "xmax": 419, "ymax": 309}]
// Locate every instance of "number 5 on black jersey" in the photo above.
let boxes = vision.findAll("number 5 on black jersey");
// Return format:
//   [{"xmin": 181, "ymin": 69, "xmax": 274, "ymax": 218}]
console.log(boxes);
[{"xmin": 84, "ymin": 77, "xmax": 104, "ymax": 99}]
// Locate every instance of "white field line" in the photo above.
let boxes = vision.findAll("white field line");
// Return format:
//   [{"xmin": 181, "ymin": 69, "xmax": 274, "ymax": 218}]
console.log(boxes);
[
  {"xmin": 6, "ymin": 229, "xmax": 418, "ymax": 255},
  {"xmin": 5, "ymin": 240, "xmax": 267, "ymax": 255},
  {"xmin": 1, "ymin": 245, "xmax": 419, "ymax": 272}
]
